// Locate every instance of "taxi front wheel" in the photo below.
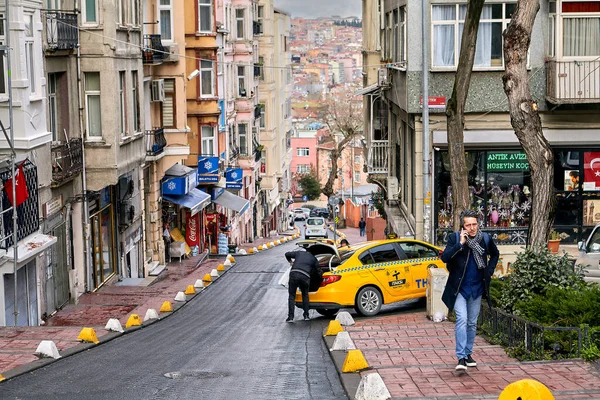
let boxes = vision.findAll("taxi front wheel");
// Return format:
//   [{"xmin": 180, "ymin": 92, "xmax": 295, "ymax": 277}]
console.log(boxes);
[{"xmin": 355, "ymin": 286, "xmax": 382, "ymax": 317}]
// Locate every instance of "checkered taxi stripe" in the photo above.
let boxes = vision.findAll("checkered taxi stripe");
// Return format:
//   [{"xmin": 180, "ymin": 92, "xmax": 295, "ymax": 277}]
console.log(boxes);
[{"xmin": 336, "ymin": 257, "xmax": 439, "ymax": 274}]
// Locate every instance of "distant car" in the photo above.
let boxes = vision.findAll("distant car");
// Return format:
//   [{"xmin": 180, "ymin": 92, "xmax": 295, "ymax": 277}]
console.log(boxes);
[
  {"xmin": 293, "ymin": 209, "xmax": 306, "ymax": 221},
  {"xmin": 294, "ymin": 238, "xmax": 446, "ymax": 317},
  {"xmin": 300, "ymin": 208, "xmax": 311, "ymax": 219},
  {"xmin": 305, "ymin": 217, "xmax": 328, "ymax": 239},
  {"xmin": 310, "ymin": 207, "xmax": 330, "ymax": 218},
  {"xmin": 576, "ymin": 223, "xmax": 600, "ymax": 284}
]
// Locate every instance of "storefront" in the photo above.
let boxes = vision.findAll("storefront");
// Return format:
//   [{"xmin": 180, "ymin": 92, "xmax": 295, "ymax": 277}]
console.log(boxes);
[
  {"xmin": 89, "ymin": 187, "xmax": 116, "ymax": 290},
  {"xmin": 434, "ymin": 148, "xmax": 600, "ymax": 245},
  {"xmin": 204, "ymin": 186, "xmax": 250, "ymax": 254}
]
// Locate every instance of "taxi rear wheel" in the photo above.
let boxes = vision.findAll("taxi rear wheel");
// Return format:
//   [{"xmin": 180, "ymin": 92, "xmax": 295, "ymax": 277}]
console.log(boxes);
[{"xmin": 355, "ymin": 286, "xmax": 382, "ymax": 317}]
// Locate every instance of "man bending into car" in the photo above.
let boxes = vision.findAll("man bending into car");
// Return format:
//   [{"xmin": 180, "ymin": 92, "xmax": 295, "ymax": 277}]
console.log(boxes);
[{"xmin": 284, "ymin": 248, "xmax": 321, "ymax": 322}]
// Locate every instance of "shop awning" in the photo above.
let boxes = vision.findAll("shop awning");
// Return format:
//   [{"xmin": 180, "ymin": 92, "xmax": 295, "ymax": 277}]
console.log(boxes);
[
  {"xmin": 213, "ymin": 190, "xmax": 250, "ymax": 215},
  {"xmin": 3, "ymin": 233, "xmax": 57, "ymax": 264},
  {"xmin": 163, "ymin": 188, "xmax": 211, "ymax": 216}
]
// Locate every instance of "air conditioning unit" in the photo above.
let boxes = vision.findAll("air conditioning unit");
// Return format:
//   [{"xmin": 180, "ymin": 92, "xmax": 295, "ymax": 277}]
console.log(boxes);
[
  {"xmin": 118, "ymin": 176, "xmax": 134, "ymax": 200},
  {"xmin": 151, "ymin": 79, "xmax": 165, "ymax": 102},
  {"xmin": 164, "ymin": 43, "xmax": 179, "ymax": 62},
  {"xmin": 119, "ymin": 203, "xmax": 135, "ymax": 226},
  {"xmin": 378, "ymin": 68, "xmax": 389, "ymax": 86},
  {"xmin": 387, "ymin": 176, "xmax": 399, "ymax": 201}
]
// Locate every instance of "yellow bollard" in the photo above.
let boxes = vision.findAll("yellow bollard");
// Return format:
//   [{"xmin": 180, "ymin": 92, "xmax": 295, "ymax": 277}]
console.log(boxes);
[
  {"xmin": 202, "ymin": 273, "xmax": 212, "ymax": 283},
  {"xmin": 342, "ymin": 349, "xmax": 369, "ymax": 372},
  {"xmin": 324, "ymin": 320, "xmax": 344, "ymax": 336},
  {"xmin": 184, "ymin": 285, "xmax": 196, "ymax": 295},
  {"xmin": 125, "ymin": 314, "xmax": 142, "ymax": 328},
  {"xmin": 247, "ymin": 248, "xmax": 254, "ymax": 254},
  {"xmin": 499, "ymin": 379, "xmax": 554, "ymax": 400},
  {"xmin": 228, "ymin": 256, "xmax": 236, "ymax": 263},
  {"xmin": 77, "ymin": 327, "xmax": 100, "ymax": 344},
  {"xmin": 217, "ymin": 264, "xmax": 225, "ymax": 271},
  {"xmin": 159, "ymin": 301, "xmax": 173, "ymax": 312}
]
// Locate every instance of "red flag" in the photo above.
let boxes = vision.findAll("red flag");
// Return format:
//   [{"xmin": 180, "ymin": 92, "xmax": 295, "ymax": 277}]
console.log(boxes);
[{"xmin": 4, "ymin": 162, "xmax": 29, "ymax": 207}]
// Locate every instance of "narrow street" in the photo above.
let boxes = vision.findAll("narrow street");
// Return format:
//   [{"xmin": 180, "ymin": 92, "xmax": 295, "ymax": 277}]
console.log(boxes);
[{"xmin": 0, "ymin": 239, "xmax": 347, "ymax": 400}]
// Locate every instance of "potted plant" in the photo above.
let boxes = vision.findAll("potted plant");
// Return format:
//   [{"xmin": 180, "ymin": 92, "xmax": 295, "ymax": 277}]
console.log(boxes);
[{"xmin": 547, "ymin": 229, "xmax": 562, "ymax": 253}]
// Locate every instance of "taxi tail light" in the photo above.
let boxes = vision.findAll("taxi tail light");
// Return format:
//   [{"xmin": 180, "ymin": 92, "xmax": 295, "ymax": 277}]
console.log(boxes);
[
  {"xmin": 321, "ymin": 275, "xmax": 341, "ymax": 287},
  {"xmin": 439, "ymin": 250, "xmax": 443, "ymax": 258}
]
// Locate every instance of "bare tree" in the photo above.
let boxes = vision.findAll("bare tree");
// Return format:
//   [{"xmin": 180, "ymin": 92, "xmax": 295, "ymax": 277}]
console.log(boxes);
[
  {"xmin": 503, "ymin": 0, "xmax": 555, "ymax": 246},
  {"xmin": 446, "ymin": 0, "xmax": 486, "ymax": 229},
  {"xmin": 321, "ymin": 93, "xmax": 363, "ymax": 200}
]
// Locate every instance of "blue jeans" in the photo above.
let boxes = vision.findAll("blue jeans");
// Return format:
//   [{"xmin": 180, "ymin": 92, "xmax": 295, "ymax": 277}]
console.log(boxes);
[
  {"xmin": 454, "ymin": 293, "xmax": 482, "ymax": 360},
  {"xmin": 360, "ymin": 228, "xmax": 365, "ymax": 236}
]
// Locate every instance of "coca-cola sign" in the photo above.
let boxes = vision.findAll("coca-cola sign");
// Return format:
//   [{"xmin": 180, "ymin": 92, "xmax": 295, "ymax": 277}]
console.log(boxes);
[{"xmin": 186, "ymin": 213, "xmax": 200, "ymax": 246}]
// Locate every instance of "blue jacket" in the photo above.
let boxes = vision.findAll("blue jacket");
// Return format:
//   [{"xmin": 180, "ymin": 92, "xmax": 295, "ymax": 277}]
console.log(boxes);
[{"xmin": 440, "ymin": 232, "xmax": 499, "ymax": 312}]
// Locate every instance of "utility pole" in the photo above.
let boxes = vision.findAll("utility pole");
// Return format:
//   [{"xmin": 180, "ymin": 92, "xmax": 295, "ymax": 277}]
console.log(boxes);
[{"xmin": 422, "ymin": 0, "xmax": 432, "ymax": 243}]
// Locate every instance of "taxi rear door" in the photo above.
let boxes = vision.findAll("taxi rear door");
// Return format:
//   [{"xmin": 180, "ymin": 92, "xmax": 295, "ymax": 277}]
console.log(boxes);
[
  {"xmin": 396, "ymin": 241, "xmax": 443, "ymax": 296},
  {"xmin": 357, "ymin": 243, "xmax": 413, "ymax": 299}
]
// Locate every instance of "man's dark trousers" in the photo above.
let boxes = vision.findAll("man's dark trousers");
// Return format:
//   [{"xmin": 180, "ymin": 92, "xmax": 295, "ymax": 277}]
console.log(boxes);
[{"xmin": 288, "ymin": 272, "xmax": 310, "ymax": 319}]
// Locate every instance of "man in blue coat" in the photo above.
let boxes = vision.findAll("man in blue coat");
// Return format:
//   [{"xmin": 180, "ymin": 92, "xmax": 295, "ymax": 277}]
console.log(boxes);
[{"xmin": 441, "ymin": 210, "xmax": 499, "ymax": 371}]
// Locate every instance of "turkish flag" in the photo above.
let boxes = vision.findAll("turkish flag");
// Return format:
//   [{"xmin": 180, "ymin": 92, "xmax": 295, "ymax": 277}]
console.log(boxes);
[
  {"xmin": 584, "ymin": 152, "xmax": 600, "ymax": 190},
  {"xmin": 4, "ymin": 162, "xmax": 29, "ymax": 207}
]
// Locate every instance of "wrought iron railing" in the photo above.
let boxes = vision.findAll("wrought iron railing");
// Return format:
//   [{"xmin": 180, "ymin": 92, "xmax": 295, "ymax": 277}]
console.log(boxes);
[
  {"xmin": 546, "ymin": 59, "xmax": 600, "ymax": 104},
  {"xmin": 478, "ymin": 304, "xmax": 582, "ymax": 360},
  {"xmin": 142, "ymin": 34, "xmax": 168, "ymax": 64},
  {"xmin": 51, "ymin": 138, "xmax": 83, "ymax": 186},
  {"xmin": 229, "ymin": 146, "xmax": 240, "ymax": 163},
  {"xmin": 145, "ymin": 128, "xmax": 167, "ymax": 156},
  {"xmin": 45, "ymin": 12, "xmax": 78, "ymax": 50},
  {"xmin": 367, "ymin": 140, "xmax": 388, "ymax": 174}
]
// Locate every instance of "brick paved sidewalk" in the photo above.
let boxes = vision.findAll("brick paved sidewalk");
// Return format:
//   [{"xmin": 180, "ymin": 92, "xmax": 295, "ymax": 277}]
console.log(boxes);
[
  {"xmin": 346, "ymin": 312, "xmax": 600, "ymax": 399},
  {"xmin": 0, "ymin": 232, "xmax": 293, "ymax": 378}
]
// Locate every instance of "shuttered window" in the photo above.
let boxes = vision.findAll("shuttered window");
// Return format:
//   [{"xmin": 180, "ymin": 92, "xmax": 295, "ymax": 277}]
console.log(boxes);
[{"xmin": 162, "ymin": 79, "xmax": 175, "ymax": 128}]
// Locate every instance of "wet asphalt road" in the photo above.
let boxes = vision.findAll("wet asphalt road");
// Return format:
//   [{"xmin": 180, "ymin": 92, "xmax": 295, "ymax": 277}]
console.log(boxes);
[{"xmin": 0, "ymin": 237, "xmax": 347, "ymax": 400}]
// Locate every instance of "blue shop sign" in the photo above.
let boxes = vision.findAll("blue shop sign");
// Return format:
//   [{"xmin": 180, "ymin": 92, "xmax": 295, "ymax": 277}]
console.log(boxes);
[
  {"xmin": 198, "ymin": 156, "xmax": 219, "ymax": 183},
  {"xmin": 162, "ymin": 176, "xmax": 187, "ymax": 195},
  {"xmin": 226, "ymin": 168, "xmax": 243, "ymax": 190},
  {"xmin": 212, "ymin": 186, "xmax": 225, "ymax": 200}
]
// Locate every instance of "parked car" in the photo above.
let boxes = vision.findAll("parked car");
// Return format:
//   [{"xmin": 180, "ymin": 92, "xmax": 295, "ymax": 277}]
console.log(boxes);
[
  {"xmin": 300, "ymin": 207, "xmax": 311, "ymax": 219},
  {"xmin": 294, "ymin": 239, "xmax": 446, "ymax": 317},
  {"xmin": 304, "ymin": 217, "xmax": 328, "ymax": 239},
  {"xmin": 292, "ymin": 208, "xmax": 306, "ymax": 221},
  {"xmin": 576, "ymin": 223, "xmax": 600, "ymax": 284},
  {"xmin": 310, "ymin": 207, "xmax": 330, "ymax": 219}
]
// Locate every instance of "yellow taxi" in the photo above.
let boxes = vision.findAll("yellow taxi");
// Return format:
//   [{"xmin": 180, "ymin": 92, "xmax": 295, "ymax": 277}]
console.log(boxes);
[{"xmin": 294, "ymin": 239, "xmax": 447, "ymax": 317}]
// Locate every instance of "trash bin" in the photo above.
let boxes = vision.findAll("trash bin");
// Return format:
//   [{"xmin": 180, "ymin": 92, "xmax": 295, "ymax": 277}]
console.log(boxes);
[{"xmin": 426, "ymin": 267, "xmax": 449, "ymax": 320}]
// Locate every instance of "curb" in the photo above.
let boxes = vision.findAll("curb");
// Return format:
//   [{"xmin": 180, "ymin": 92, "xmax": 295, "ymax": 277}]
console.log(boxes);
[
  {"xmin": 0, "ymin": 256, "xmax": 234, "ymax": 383},
  {"xmin": 323, "ymin": 335, "xmax": 364, "ymax": 400}
]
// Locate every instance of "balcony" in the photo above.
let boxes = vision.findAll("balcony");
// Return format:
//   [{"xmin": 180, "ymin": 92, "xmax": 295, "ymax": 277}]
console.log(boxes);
[
  {"xmin": 143, "ymin": 34, "xmax": 168, "ymax": 64},
  {"xmin": 229, "ymin": 146, "xmax": 240, "ymax": 164},
  {"xmin": 367, "ymin": 140, "xmax": 389, "ymax": 174},
  {"xmin": 45, "ymin": 12, "xmax": 78, "ymax": 51},
  {"xmin": 146, "ymin": 128, "xmax": 167, "ymax": 156},
  {"xmin": 546, "ymin": 59, "xmax": 600, "ymax": 104},
  {"xmin": 51, "ymin": 138, "xmax": 83, "ymax": 187}
]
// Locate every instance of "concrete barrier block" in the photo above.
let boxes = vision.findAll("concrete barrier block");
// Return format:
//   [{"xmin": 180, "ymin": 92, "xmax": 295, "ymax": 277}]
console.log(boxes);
[
  {"xmin": 355, "ymin": 373, "xmax": 391, "ymax": 400},
  {"xmin": 105, "ymin": 318, "xmax": 124, "ymax": 332},
  {"xmin": 330, "ymin": 331, "xmax": 356, "ymax": 351},
  {"xmin": 144, "ymin": 309, "xmax": 159, "ymax": 322},
  {"xmin": 174, "ymin": 291, "xmax": 186, "ymax": 302},
  {"xmin": 35, "ymin": 340, "xmax": 61, "ymax": 359},
  {"xmin": 336, "ymin": 311, "xmax": 355, "ymax": 326}
]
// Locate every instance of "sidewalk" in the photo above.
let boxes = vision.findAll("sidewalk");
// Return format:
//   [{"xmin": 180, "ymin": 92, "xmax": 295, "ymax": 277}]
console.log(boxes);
[
  {"xmin": 337, "ymin": 311, "xmax": 600, "ymax": 399},
  {"xmin": 0, "ymin": 233, "xmax": 291, "ymax": 380}
]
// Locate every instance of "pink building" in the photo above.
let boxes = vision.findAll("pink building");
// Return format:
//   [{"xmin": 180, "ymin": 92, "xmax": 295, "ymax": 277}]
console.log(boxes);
[{"xmin": 290, "ymin": 131, "xmax": 318, "ymax": 199}]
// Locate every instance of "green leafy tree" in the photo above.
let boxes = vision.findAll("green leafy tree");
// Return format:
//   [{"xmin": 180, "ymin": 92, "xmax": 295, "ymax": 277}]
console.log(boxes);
[{"xmin": 297, "ymin": 167, "xmax": 321, "ymax": 201}]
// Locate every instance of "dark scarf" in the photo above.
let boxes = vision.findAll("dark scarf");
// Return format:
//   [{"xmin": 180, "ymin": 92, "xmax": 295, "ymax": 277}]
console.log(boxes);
[{"xmin": 465, "ymin": 230, "xmax": 486, "ymax": 270}]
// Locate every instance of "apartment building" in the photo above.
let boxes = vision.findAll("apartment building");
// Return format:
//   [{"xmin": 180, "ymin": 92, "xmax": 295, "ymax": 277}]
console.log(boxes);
[
  {"xmin": 257, "ymin": 2, "xmax": 292, "ymax": 233},
  {"xmin": 362, "ymin": 0, "xmax": 600, "ymax": 246}
]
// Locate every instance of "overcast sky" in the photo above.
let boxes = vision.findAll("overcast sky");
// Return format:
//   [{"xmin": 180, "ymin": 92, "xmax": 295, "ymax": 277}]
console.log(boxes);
[{"xmin": 274, "ymin": 0, "xmax": 362, "ymax": 18}]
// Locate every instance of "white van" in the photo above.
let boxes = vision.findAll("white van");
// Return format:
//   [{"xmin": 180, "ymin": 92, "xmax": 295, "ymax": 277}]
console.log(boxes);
[{"xmin": 304, "ymin": 217, "xmax": 328, "ymax": 239}]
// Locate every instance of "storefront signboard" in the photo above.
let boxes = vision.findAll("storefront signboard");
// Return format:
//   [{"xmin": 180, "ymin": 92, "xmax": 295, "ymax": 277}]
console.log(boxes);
[
  {"xmin": 212, "ymin": 186, "xmax": 225, "ymax": 200},
  {"xmin": 43, "ymin": 195, "xmax": 63, "ymax": 218},
  {"xmin": 486, "ymin": 152, "xmax": 529, "ymax": 172},
  {"xmin": 584, "ymin": 152, "xmax": 600, "ymax": 191},
  {"xmin": 186, "ymin": 213, "xmax": 200, "ymax": 247},
  {"xmin": 162, "ymin": 176, "xmax": 187, "ymax": 195},
  {"xmin": 187, "ymin": 170, "xmax": 197, "ymax": 192},
  {"xmin": 226, "ymin": 168, "xmax": 243, "ymax": 190},
  {"xmin": 198, "ymin": 156, "xmax": 220, "ymax": 183}
]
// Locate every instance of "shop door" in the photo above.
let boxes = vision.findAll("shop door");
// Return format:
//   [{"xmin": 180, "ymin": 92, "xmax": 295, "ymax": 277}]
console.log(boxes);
[
  {"xmin": 91, "ymin": 206, "xmax": 115, "ymax": 289},
  {"xmin": 45, "ymin": 223, "xmax": 69, "ymax": 315},
  {"xmin": 4, "ymin": 261, "xmax": 38, "ymax": 326}
]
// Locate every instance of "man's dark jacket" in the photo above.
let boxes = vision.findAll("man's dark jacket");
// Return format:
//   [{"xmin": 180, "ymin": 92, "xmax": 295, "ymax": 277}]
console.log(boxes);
[
  {"xmin": 440, "ymin": 232, "xmax": 499, "ymax": 312},
  {"xmin": 359, "ymin": 220, "xmax": 366, "ymax": 229},
  {"xmin": 285, "ymin": 249, "xmax": 322, "ymax": 291}
]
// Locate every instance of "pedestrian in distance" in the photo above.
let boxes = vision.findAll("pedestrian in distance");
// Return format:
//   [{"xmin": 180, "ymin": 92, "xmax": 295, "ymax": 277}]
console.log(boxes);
[
  {"xmin": 284, "ymin": 248, "xmax": 322, "ymax": 322},
  {"xmin": 358, "ymin": 218, "xmax": 366, "ymax": 237},
  {"xmin": 441, "ymin": 210, "xmax": 499, "ymax": 372}
]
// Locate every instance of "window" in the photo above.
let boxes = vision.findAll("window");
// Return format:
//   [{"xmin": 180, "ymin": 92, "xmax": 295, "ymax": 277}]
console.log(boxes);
[
  {"xmin": 158, "ymin": 0, "xmax": 173, "ymax": 41},
  {"xmin": 83, "ymin": 0, "xmax": 98, "ymax": 24},
  {"xmin": 259, "ymin": 105, "xmax": 265, "ymax": 128},
  {"xmin": 237, "ymin": 65, "xmax": 246, "ymax": 97},
  {"xmin": 353, "ymin": 170, "xmax": 360, "ymax": 183},
  {"xmin": 258, "ymin": 56, "xmax": 265, "ymax": 81},
  {"xmin": 24, "ymin": 14, "xmax": 37, "ymax": 95},
  {"xmin": 562, "ymin": 2, "xmax": 600, "ymax": 57},
  {"xmin": 398, "ymin": 242, "xmax": 438, "ymax": 259},
  {"xmin": 119, "ymin": 71, "xmax": 126, "ymax": 135},
  {"xmin": 432, "ymin": 3, "xmax": 515, "ymax": 68},
  {"xmin": 131, "ymin": 71, "xmax": 140, "ymax": 132},
  {"xmin": 297, "ymin": 147, "xmax": 310, "ymax": 156},
  {"xmin": 257, "ymin": 5, "xmax": 264, "ymax": 33},
  {"xmin": 85, "ymin": 72, "xmax": 102, "ymax": 139},
  {"xmin": 296, "ymin": 164, "xmax": 311, "ymax": 174},
  {"xmin": 199, "ymin": 0, "xmax": 212, "ymax": 33},
  {"xmin": 201, "ymin": 126, "xmax": 215, "ymax": 156},
  {"xmin": 162, "ymin": 78, "xmax": 175, "ymax": 128},
  {"xmin": 354, "ymin": 155, "xmax": 361, "ymax": 164},
  {"xmin": 365, "ymin": 244, "xmax": 400, "ymax": 263},
  {"xmin": 0, "ymin": 14, "xmax": 5, "ymax": 95},
  {"xmin": 120, "ymin": 0, "xmax": 140, "ymax": 26},
  {"xmin": 200, "ymin": 60, "xmax": 214, "ymax": 97},
  {"xmin": 48, "ymin": 73, "xmax": 58, "ymax": 141},
  {"xmin": 239, "ymin": 123, "xmax": 248, "ymax": 155},
  {"xmin": 47, "ymin": 0, "xmax": 60, "ymax": 9},
  {"xmin": 236, "ymin": 8, "xmax": 245, "ymax": 39}
]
